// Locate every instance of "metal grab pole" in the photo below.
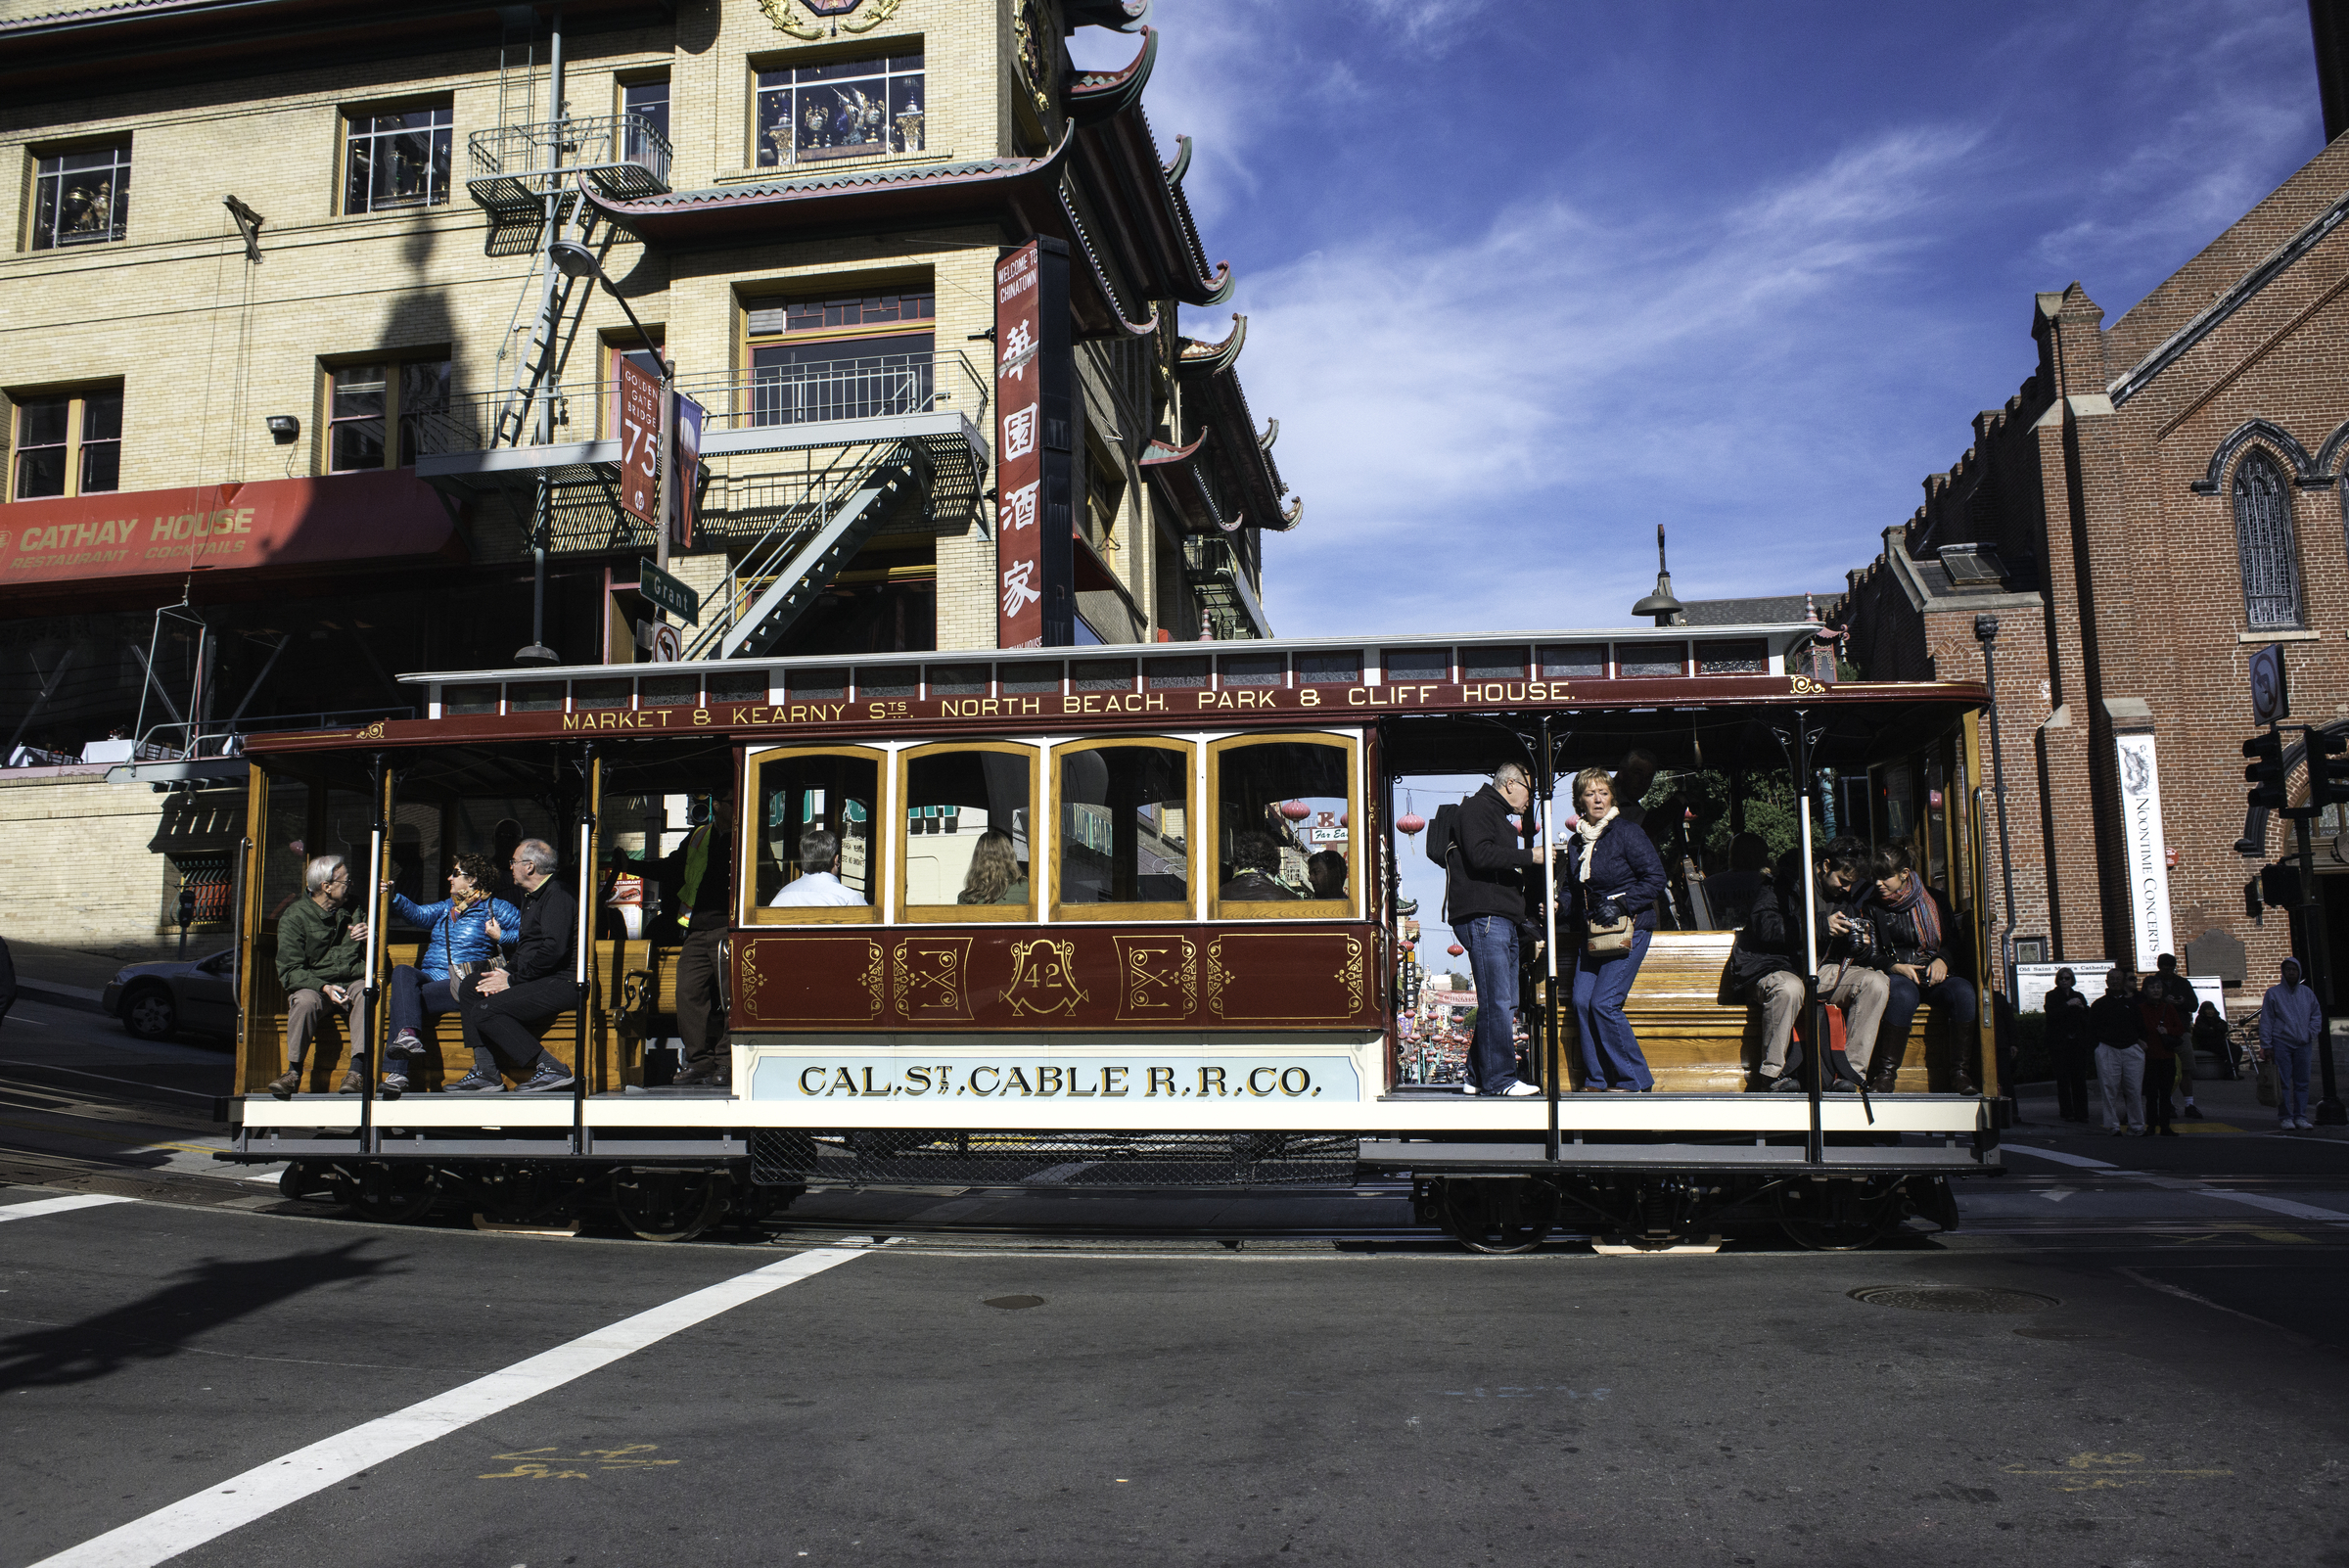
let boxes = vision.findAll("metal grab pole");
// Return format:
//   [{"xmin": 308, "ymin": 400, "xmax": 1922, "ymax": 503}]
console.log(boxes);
[
  {"xmin": 574, "ymin": 745, "xmax": 600, "ymax": 1149},
  {"xmin": 1540, "ymin": 716, "xmax": 1561, "ymax": 1160},
  {"xmin": 360, "ymin": 755, "xmax": 390, "ymax": 1146},
  {"xmin": 1793, "ymin": 717, "xmax": 1824, "ymax": 1165}
]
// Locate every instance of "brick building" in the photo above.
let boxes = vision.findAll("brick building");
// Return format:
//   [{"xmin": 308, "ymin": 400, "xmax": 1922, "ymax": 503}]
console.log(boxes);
[
  {"xmin": 0, "ymin": 0, "xmax": 1297, "ymax": 949},
  {"xmin": 1832, "ymin": 102, "xmax": 2349, "ymax": 1017}
]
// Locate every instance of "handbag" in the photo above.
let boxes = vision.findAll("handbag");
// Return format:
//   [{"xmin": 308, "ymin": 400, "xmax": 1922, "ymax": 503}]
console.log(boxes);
[{"xmin": 1585, "ymin": 913, "xmax": 1635, "ymax": 959}]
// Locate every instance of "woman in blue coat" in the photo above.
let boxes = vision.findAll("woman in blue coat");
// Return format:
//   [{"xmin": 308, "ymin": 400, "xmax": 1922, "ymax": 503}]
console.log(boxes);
[
  {"xmin": 382, "ymin": 852, "xmax": 519, "ymax": 1092},
  {"xmin": 1557, "ymin": 765, "xmax": 1668, "ymax": 1091}
]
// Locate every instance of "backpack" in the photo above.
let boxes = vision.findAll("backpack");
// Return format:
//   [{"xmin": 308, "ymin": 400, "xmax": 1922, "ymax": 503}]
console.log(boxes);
[{"xmin": 1426, "ymin": 798, "xmax": 1468, "ymax": 922}]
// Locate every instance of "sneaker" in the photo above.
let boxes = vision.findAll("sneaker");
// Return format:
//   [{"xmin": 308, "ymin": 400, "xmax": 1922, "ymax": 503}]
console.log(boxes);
[
  {"xmin": 1500, "ymin": 1081, "xmax": 1542, "ymax": 1097},
  {"xmin": 1827, "ymin": 1080, "xmax": 1858, "ymax": 1093},
  {"xmin": 1458, "ymin": 1082, "xmax": 1478, "ymax": 1095},
  {"xmin": 519, "ymin": 1062, "xmax": 576, "ymax": 1094},
  {"xmin": 673, "ymin": 1058, "xmax": 728, "ymax": 1087},
  {"xmin": 336, "ymin": 1069, "xmax": 366, "ymax": 1095},
  {"xmin": 2184, "ymin": 1104, "xmax": 2204, "ymax": 1120},
  {"xmin": 2109, "ymin": 1128, "xmax": 2125, "ymax": 1136},
  {"xmin": 379, "ymin": 1074, "xmax": 406, "ymax": 1100},
  {"xmin": 2297, "ymin": 1118, "xmax": 2315, "ymax": 1130},
  {"xmin": 445, "ymin": 1070, "xmax": 503, "ymax": 1093},
  {"xmin": 389, "ymin": 1031, "xmax": 422, "ymax": 1056},
  {"xmin": 1771, "ymin": 1073, "xmax": 1808, "ymax": 1093}
]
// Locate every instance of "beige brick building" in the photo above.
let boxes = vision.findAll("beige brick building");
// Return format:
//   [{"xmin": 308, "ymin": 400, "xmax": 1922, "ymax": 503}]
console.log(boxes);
[{"xmin": 0, "ymin": 0, "xmax": 1295, "ymax": 949}]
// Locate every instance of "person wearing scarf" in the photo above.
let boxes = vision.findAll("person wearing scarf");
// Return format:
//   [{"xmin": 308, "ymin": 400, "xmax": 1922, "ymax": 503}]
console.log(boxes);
[
  {"xmin": 1864, "ymin": 843, "xmax": 1979, "ymax": 1093},
  {"xmin": 1557, "ymin": 764, "xmax": 1667, "ymax": 1091},
  {"xmin": 381, "ymin": 851, "xmax": 521, "ymax": 1096}
]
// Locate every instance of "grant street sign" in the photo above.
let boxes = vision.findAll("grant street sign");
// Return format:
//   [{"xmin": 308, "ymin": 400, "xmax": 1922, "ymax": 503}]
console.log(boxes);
[{"xmin": 639, "ymin": 560, "xmax": 700, "ymax": 625}]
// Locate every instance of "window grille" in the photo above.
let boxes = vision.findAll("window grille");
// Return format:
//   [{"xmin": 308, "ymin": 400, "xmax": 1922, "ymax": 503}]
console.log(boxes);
[{"xmin": 2234, "ymin": 448, "xmax": 2302, "ymax": 629}]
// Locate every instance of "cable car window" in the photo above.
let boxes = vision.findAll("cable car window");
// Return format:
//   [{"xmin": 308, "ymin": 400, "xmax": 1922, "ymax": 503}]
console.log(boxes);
[
  {"xmin": 1208, "ymin": 734, "xmax": 1358, "ymax": 920},
  {"xmin": 745, "ymin": 746, "xmax": 882, "ymax": 925},
  {"xmin": 1051, "ymin": 740, "xmax": 1192, "ymax": 921},
  {"xmin": 900, "ymin": 743, "xmax": 1037, "ymax": 921}
]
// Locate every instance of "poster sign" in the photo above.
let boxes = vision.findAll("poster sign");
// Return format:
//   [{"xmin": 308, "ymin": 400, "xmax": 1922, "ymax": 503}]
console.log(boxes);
[
  {"xmin": 671, "ymin": 392, "xmax": 705, "ymax": 551},
  {"xmin": 2114, "ymin": 731, "xmax": 2175, "ymax": 970},
  {"xmin": 616, "ymin": 356, "xmax": 661, "ymax": 527},
  {"xmin": 993, "ymin": 237, "xmax": 1074, "ymax": 649},
  {"xmin": 2016, "ymin": 962, "xmax": 2223, "ymax": 1015}
]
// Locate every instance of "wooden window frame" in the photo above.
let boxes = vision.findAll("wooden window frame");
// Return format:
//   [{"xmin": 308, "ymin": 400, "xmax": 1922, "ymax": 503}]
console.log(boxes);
[
  {"xmin": 342, "ymin": 100, "xmax": 454, "ymax": 216},
  {"xmin": 897, "ymin": 740, "xmax": 1041, "ymax": 924},
  {"xmin": 742, "ymin": 742, "xmax": 888, "ymax": 927},
  {"xmin": 324, "ymin": 357, "xmax": 451, "ymax": 473},
  {"xmin": 1205, "ymin": 731, "xmax": 1360, "ymax": 923},
  {"xmin": 9, "ymin": 384, "xmax": 122, "ymax": 501},
  {"xmin": 1048, "ymin": 736, "xmax": 1195, "ymax": 924}
]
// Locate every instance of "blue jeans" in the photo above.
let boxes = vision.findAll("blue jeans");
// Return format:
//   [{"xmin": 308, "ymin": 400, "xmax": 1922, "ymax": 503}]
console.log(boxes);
[
  {"xmin": 1573, "ymin": 928, "xmax": 1654, "ymax": 1090},
  {"xmin": 1460, "ymin": 914, "xmax": 1524, "ymax": 1093},
  {"xmin": 2274, "ymin": 1040, "xmax": 2314, "ymax": 1122},
  {"xmin": 1880, "ymin": 973, "xmax": 1979, "ymax": 1077},
  {"xmin": 387, "ymin": 964, "xmax": 459, "ymax": 1044}
]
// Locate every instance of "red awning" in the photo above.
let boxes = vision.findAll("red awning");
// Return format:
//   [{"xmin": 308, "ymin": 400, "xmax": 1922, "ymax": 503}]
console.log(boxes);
[{"xmin": 0, "ymin": 469, "xmax": 459, "ymax": 591}]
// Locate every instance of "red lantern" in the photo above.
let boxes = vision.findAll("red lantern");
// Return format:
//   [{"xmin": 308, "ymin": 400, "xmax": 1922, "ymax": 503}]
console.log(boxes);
[
  {"xmin": 1446, "ymin": 943, "xmax": 1464, "ymax": 957},
  {"xmin": 1397, "ymin": 812, "xmax": 1426, "ymax": 836},
  {"xmin": 1339, "ymin": 810, "xmax": 1349, "ymax": 828},
  {"xmin": 1280, "ymin": 799, "xmax": 1313, "ymax": 821}
]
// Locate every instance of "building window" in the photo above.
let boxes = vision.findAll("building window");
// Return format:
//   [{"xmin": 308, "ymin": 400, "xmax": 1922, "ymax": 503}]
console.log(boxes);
[
  {"xmin": 2234, "ymin": 447, "xmax": 2302, "ymax": 628},
  {"xmin": 29, "ymin": 143, "xmax": 130, "ymax": 250},
  {"xmin": 755, "ymin": 53, "xmax": 925, "ymax": 167},
  {"xmin": 743, "ymin": 287, "xmax": 935, "ymax": 427},
  {"xmin": 327, "ymin": 360, "xmax": 451, "ymax": 472},
  {"xmin": 345, "ymin": 105, "xmax": 452, "ymax": 213},
  {"xmin": 622, "ymin": 77, "xmax": 670, "ymax": 151},
  {"xmin": 11, "ymin": 387, "xmax": 121, "ymax": 500}
]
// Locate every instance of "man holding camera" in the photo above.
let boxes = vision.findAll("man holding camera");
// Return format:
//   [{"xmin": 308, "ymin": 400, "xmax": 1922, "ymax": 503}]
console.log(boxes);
[{"xmin": 1728, "ymin": 834, "xmax": 1888, "ymax": 1091}]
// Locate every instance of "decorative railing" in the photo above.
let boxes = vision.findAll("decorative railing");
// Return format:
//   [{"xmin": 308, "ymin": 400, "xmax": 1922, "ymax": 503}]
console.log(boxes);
[{"xmin": 467, "ymin": 113, "xmax": 672, "ymax": 201}]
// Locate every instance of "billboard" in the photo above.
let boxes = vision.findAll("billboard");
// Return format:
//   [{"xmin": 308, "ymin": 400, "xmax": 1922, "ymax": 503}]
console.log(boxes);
[{"xmin": 993, "ymin": 237, "xmax": 1075, "ymax": 649}]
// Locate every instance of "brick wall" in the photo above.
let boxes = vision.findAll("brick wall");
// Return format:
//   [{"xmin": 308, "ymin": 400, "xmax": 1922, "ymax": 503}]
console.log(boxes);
[{"xmin": 0, "ymin": 769, "xmax": 168, "ymax": 950}]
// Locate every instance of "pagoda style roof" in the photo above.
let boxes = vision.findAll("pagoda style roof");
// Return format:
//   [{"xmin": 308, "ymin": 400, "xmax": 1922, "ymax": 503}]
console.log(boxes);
[
  {"xmin": 1141, "ymin": 432, "xmax": 1239, "ymax": 536},
  {"xmin": 1174, "ymin": 315, "xmax": 1297, "ymax": 532}
]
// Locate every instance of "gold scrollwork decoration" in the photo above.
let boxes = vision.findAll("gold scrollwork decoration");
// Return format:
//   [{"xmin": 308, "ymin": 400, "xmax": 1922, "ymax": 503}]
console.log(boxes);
[
  {"xmin": 856, "ymin": 939, "xmax": 885, "ymax": 1019},
  {"xmin": 1203, "ymin": 937, "xmax": 1238, "ymax": 1020},
  {"xmin": 759, "ymin": 0, "xmax": 903, "ymax": 39},
  {"xmin": 350, "ymin": 718, "xmax": 390, "ymax": 740},
  {"xmin": 1787, "ymin": 674, "xmax": 1826, "ymax": 695},
  {"xmin": 1336, "ymin": 937, "xmax": 1364, "ymax": 1013},
  {"xmin": 892, "ymin": 936, "xmax": 972, "ymax": 1020},
  {"xmin": 1115, "ymin": 935, "xmax": 1196, "ymax": 1020},
  {"xmin": 1004, "ymin": 937, "xmax": 1086, "ymax": 1017}
]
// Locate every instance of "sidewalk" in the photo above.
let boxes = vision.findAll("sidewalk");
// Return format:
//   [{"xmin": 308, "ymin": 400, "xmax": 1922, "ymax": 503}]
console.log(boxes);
[{"xmin": 2004, "ymin": 1048, "xmax": 2349, "ymax": 1175}]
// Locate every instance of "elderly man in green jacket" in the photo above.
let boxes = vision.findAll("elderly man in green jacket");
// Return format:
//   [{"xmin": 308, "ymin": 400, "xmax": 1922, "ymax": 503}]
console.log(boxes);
[{"xmin": 268, "ymin": 853, "xmax": 372, "ymax": 1098}]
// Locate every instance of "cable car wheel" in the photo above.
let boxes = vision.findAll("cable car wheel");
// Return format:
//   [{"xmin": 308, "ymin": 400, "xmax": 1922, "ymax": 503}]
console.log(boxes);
[
  {"xmin": 1773, "ymin": 1176, "xmax": 1904, "ymax": 1251},
  {"xmin": 613, "ymin": 1168, "xmax": 726, "ymax": 1242},
  {"xmin": 331, "ymin": 1161, "xmax": 439, "ymax": 1224},
  {"xmin": 1437, "ymin": 1177, "xmax": 1558, "ymax": 1255},
  {"xmin": 473, "ymin": 1162, "xmax": 568, "ymax": 1226}
]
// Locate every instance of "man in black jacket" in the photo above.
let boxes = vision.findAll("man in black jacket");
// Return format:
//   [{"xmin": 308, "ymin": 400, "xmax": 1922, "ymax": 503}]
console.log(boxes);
[
  {"xmin": 1446, "ymin": 761, "xmax": 1546, "ymax": 1097},
  {"xmin": 1728, "ymin": 835, "xmax": 1887, "ymax": 1090},
  {"xmin": 609, "ymin": 793, "xmax": 734, "ymax": 1086},
  {"xmin": 1864, "ymin": 843, "xmax": 1978, "ymax": 1094},
  {"xmin": 448, "ymin": 839, "xmax": 577, "ymax": 1093}
]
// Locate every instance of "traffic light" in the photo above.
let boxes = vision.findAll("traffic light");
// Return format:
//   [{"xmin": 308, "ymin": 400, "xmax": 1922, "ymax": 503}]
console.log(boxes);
[
  {"xmin": 2245, "ymin": 730, "xmax": 2287, "ymax": 810},
  {"xmin": 2261, "ymin": 861, "xmax": 2303, "ymax": 908},
  {"xmin": 2311, "ymin": 727, "xmax": 2349, "ymax": 809}
]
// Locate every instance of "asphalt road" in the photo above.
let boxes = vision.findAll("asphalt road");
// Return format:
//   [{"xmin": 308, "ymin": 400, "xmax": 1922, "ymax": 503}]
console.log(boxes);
[{"xmin": 7, "ymin": 1012, "xmax": 2349, "ymax": 1566}]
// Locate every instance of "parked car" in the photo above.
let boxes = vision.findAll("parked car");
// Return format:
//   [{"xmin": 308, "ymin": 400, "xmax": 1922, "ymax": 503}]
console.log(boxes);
[{"xmin": 103, "ymin": 948, "xmax": 236, "ymax": 1041}]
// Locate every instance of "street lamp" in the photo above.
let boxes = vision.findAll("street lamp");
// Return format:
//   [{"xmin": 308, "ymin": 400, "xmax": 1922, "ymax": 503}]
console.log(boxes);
[{"xmin": 530, "ymin": 240, "xmax": 678, "ymax": 663}]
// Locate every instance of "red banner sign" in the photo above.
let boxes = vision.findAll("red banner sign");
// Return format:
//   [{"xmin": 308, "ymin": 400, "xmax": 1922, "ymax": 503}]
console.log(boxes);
[
  {"xmin": 616, "ymin": 356, "xmax": 662, "ymax": 527},
  {"xmin": 994, "ymin": 241, "xmax": 1045, "ymax": 649}
]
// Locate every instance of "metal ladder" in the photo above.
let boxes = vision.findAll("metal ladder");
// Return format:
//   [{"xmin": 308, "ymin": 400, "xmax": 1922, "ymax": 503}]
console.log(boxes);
[{"xmin": 487, "ymin": 192, "xmax": 607, "ymax": 449}]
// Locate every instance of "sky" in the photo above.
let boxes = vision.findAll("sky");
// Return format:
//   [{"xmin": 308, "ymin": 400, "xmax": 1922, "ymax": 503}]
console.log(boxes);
[{"xmin": 1071, "ymin": 0, "xmax": 2325, "ymax": 640}]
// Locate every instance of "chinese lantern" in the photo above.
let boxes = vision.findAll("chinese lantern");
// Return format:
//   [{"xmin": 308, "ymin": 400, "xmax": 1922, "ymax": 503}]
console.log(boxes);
[
  {"xmin": 1397, "ymin": 812, "xmax": 1425, "ymax": 836},
  {"xmin": 1280, "ymin": 800, "xmax": 1312, "ymax": 821},
  {"xmin": 1446, "ymin": 943, "xmax": 1464, "ymax": 957}
]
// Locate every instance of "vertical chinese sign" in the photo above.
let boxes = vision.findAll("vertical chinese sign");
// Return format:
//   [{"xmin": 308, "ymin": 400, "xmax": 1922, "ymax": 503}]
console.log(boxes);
[
  {"xmin": 615, "ymin": 356, "xmax": 661, "ymax": 528},
  {"xmin": 994, "ymin": 237, "xmax": 1075, "ymax": 648}
]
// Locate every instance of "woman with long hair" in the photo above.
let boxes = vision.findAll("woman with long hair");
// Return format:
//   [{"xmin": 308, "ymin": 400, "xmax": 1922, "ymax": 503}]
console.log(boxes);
[
  {"xmin": 957, "ymin": 828, "xmax": 1030, "ymax": 906},
  {"xmin": 1558, "ymin": 764, "xmax": 1667, "ymax": 1091},
  {"xmin": 381, "ymin": 851, "xmax": 519, "ymax": 1095}
]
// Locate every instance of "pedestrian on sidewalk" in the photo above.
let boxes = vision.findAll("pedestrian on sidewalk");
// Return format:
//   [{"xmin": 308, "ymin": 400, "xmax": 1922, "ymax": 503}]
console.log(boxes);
[
  {"xmin": 2045, "ymin": 967, "xmax": 2094, "ymax": 1123},
  {"xmin": 2258, "ymin": 957, "xmax": 2324, "ymax": 1130},
  {"xmin": 2143, "ymin": 953, "xmax": 2202, "ymax": 1121},
  {"xmin": 2139, "ymin": 980, "xmax": 2188, "ymax": 1138},
  {"xmin": 2089, "ymin": 969, "xmax": 2146, "ymax": 1136}
]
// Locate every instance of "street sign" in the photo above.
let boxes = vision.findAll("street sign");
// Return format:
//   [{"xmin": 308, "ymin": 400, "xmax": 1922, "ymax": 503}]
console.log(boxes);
[
  {"xmin": 2251, "ymin": 640, "xmax": 2289, "ymax": 725},
  {"xmin": 646, "ymin": 622, "xmax": 682, "ymax": 663},
  {"xmin": 638, "ymin": 560, "xmax": 701, "ymax": 625},
  {"xmin": 616, "ymin": 356, "xmax": 661, "ymax": 526}
]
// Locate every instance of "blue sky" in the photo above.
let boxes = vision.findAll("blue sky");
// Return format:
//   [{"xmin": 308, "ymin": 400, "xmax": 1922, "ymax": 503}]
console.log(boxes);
[{"xmin": 1073, "ymin": 0, "xmax": 2324, "ymax": 638}]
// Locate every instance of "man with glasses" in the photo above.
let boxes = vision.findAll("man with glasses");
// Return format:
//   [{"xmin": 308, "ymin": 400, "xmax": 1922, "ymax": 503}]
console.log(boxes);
[
  {"xmin": 1442, "ymin": 761, "xmax": 1548, "ymax": 1098},
  {"xmin": 268, "ymin": 853, "xmax": 373, "ymax": 1097},
  {"xmin": 447, "ymin": 839, "xmax": 577, "ymax": 1094}
]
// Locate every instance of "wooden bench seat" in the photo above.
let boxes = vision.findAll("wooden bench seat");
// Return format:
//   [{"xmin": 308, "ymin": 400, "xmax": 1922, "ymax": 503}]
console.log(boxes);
[
  {"xmin": 238, "ymin": 939, "xmax": 682, "ymax": 1096},
  {"xmin": 1539, "ymin": 933, "xmax": 1972, "ymax": 1093}
]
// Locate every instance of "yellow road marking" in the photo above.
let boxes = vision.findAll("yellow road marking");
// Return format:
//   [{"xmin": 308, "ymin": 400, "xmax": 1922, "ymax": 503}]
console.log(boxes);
[{"xmin": 0, "ymin": 1115, "xmax": 216, "ymax": 1156}]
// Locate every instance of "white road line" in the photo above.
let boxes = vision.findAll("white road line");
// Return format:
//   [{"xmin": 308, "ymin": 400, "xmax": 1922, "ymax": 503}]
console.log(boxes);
[
  {"xmin": 2003, "ymin": 1144, "xmax": 2349, "ymax": 1222},
  {"xmin": 29, "ymin": 1246, "xmax": 872, "ymax": 1568},
  {"xmin": 2000, "ymin": 1143, "xmax": 2119, "ymax": 1171},
  {"xmin": 2187, "ymin": 1188, "xmax": 2349, "ymax": 1223},
  {"xmin": 0, "ymin": 1193, "xmax": 135, "ymax": 1222}
]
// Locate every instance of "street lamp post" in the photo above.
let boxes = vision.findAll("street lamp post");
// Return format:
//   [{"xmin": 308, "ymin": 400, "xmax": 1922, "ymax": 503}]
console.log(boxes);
[{"xmin": 548, "ymin": 239, "xmax": 675, "ymax": 638}]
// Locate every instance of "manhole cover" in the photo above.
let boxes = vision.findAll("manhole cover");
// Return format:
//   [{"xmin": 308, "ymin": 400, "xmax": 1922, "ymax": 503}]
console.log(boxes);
[
  {"xmin": 983, "ymin": 1294, "xmax": 1045, "ymax": 1311},
  {"xmin": 1850, "ymin": 1285, "xmax": 2057, "ymax": 1314}
]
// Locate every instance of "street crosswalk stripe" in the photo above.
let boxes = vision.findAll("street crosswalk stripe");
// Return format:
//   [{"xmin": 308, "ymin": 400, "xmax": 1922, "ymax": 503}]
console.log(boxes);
[
  {"xmin": 0, "ymin": 1193, "xmax": 135, "ymax": 1222},
  {"xmin": 27, "ymin": 1246, "xmax": 873, "ymax": 1568}
]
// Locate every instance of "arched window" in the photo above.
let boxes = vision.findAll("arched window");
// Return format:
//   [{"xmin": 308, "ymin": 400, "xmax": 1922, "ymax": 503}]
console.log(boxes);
[{"xmin": 2235, "ymin": 448, "xmax": 2302, "ymax": 629}]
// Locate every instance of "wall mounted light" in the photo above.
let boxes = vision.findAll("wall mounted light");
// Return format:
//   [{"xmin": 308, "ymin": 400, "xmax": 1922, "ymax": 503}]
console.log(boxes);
[{"xmin": 265, "ymin": 415, "xmax": 300, "ymax": 444}]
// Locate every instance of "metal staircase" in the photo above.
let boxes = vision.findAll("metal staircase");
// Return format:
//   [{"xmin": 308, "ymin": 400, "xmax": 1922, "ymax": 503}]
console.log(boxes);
[{"xmin": 681, "ymin": 439, "xmax": 928, "ymax": 660}]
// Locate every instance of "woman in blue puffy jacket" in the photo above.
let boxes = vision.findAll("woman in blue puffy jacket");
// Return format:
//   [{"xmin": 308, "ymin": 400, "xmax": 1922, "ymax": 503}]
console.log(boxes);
[{"xmin": 381, "ymin": 852, "xmax": 519, "ymax": 1092}]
